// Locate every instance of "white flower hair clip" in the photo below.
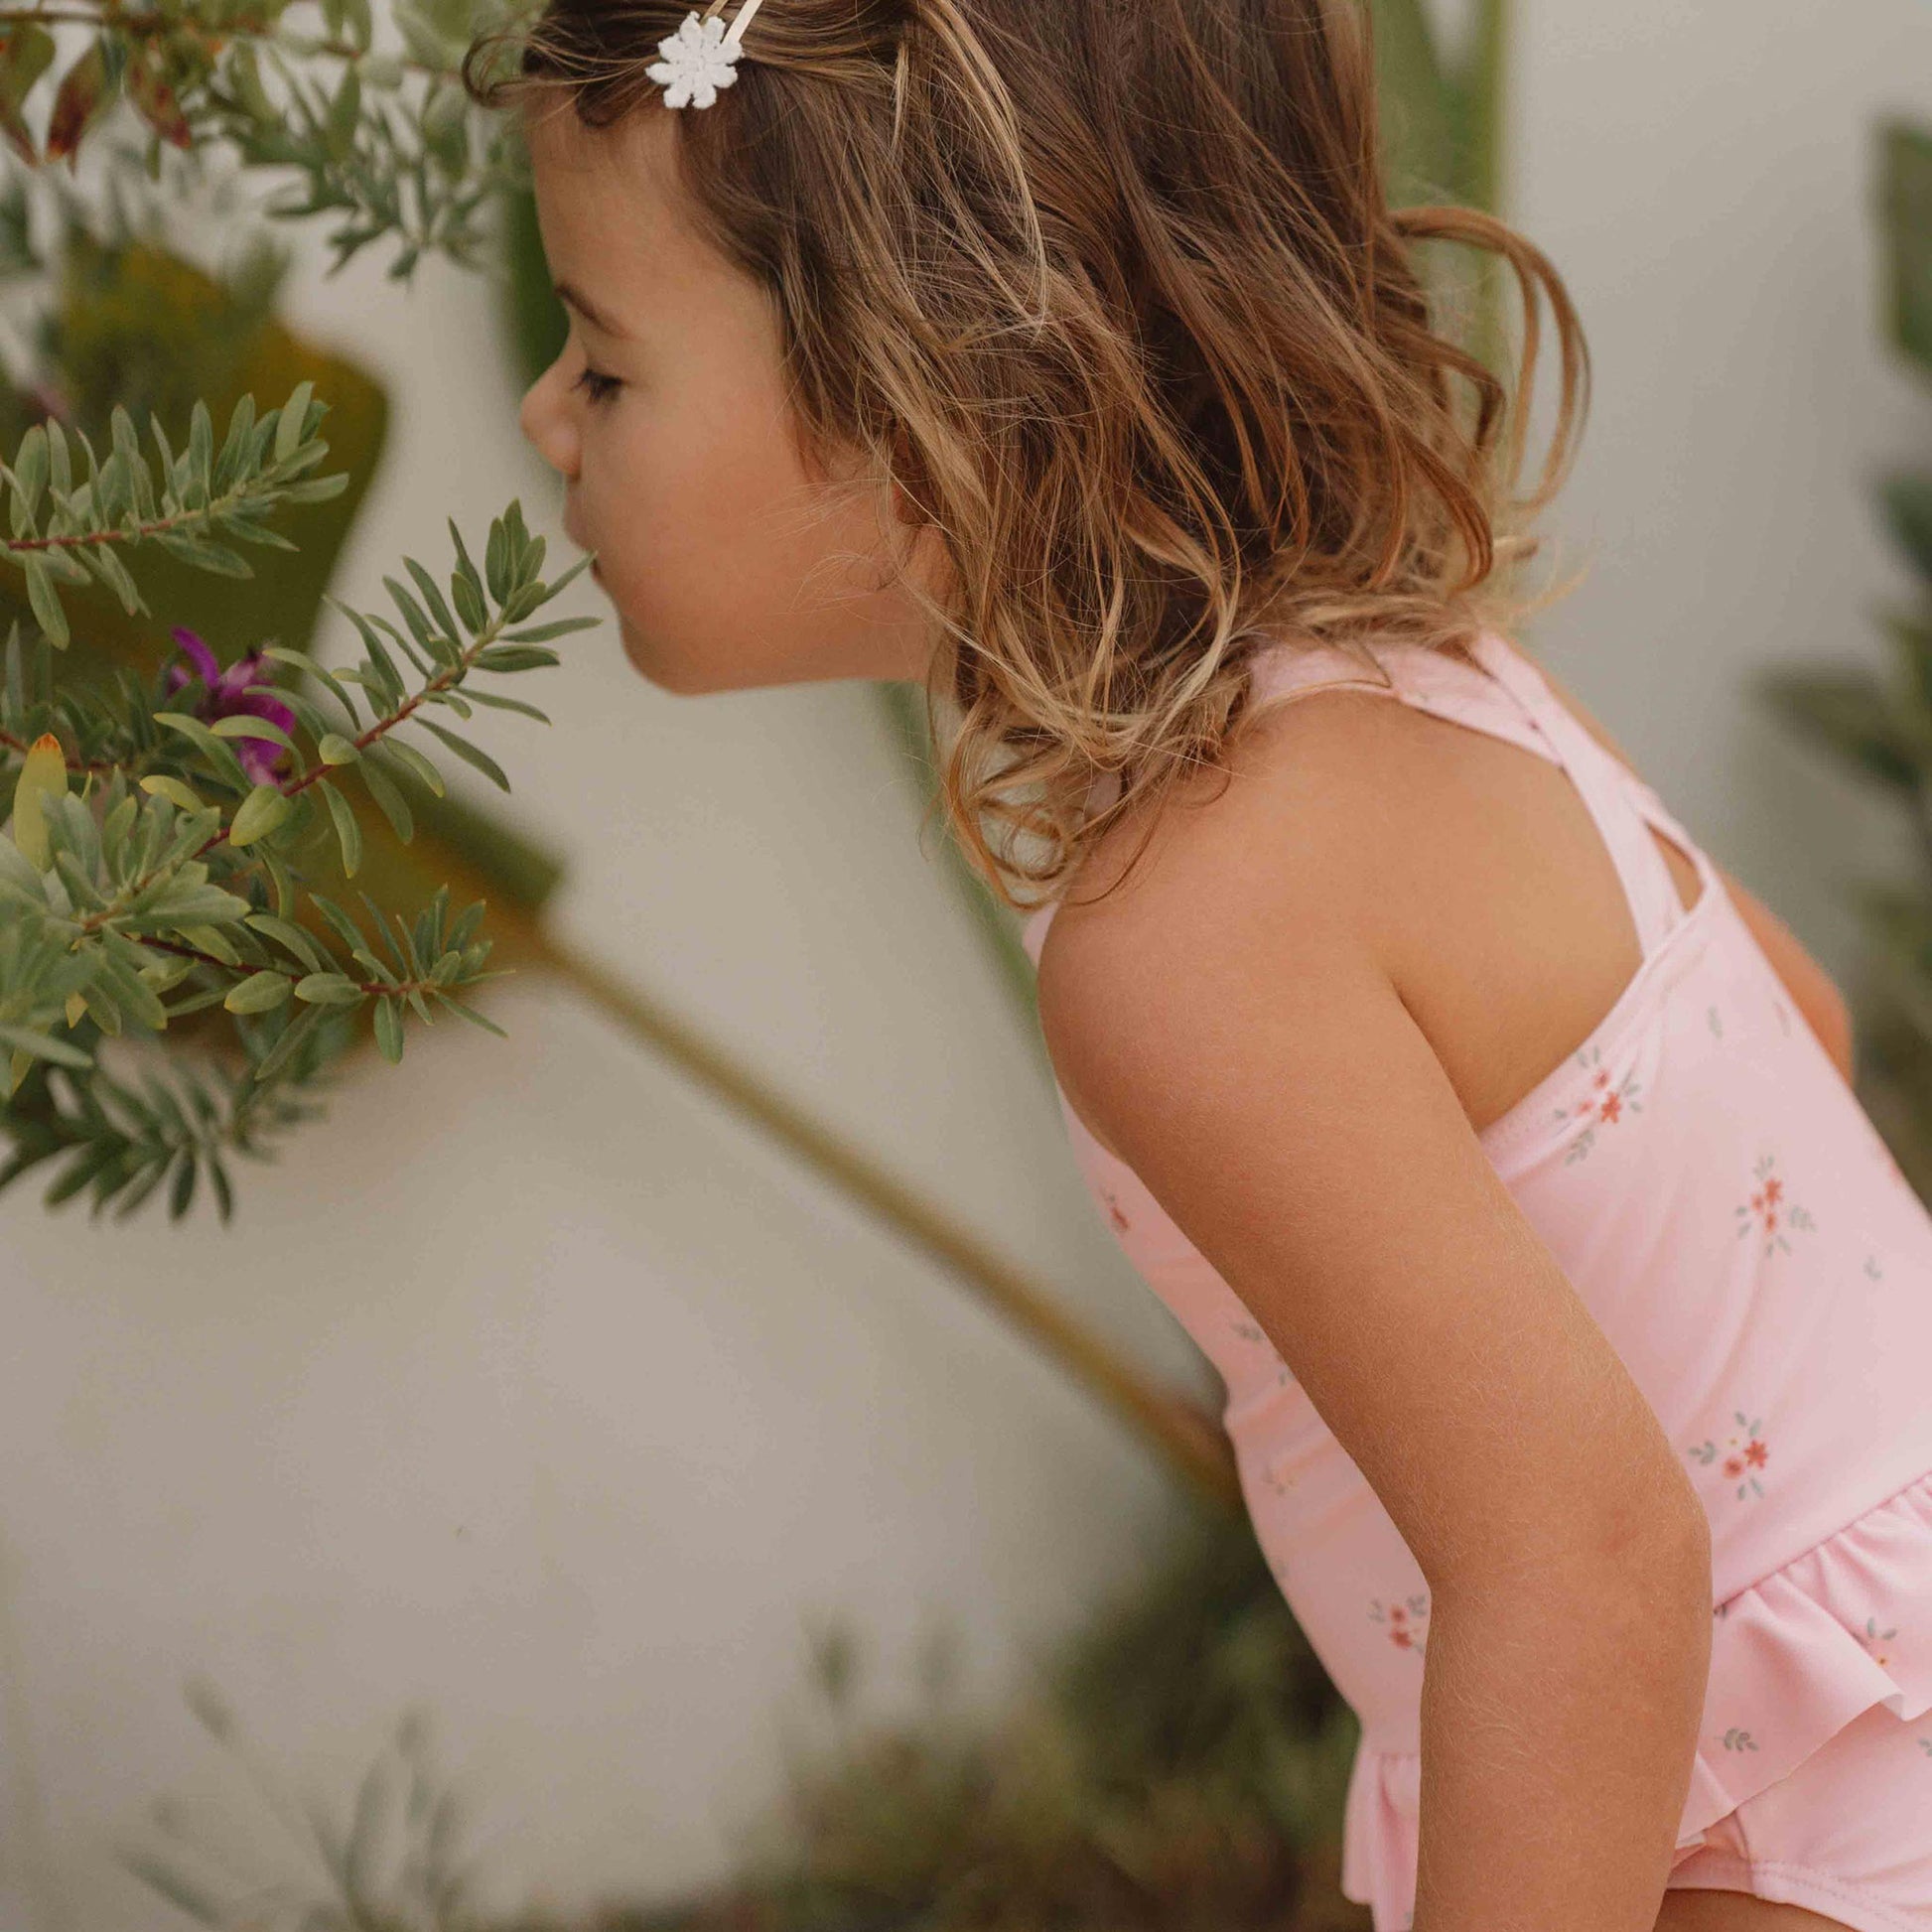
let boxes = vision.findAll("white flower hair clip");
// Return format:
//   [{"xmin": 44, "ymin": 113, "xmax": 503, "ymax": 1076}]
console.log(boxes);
[{"xmin": 647, "ymin": 0, "xmax": 768, "ymax": 110}]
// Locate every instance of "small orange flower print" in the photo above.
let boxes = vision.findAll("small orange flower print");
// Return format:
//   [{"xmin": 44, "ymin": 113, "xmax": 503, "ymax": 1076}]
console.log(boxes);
[
  {"xmin": 1856, "ymin": 1615, "xmax": 1899, "ymax": 1669},
  {"xmin": 1687, "ymin": 1410, "xmax": 1770, "ymax": 1501},
  {"xmin": 1368, "ymin": 1591, "xmax": 1431, "ymax": 1658},
  {"xmin": 1735, "ymin": 1153, "xmax": 1816, "ymax": 1255},
  {"xmin": 1553, "ymin": 1043, "xmax": 1642, "ymax": 1165}
]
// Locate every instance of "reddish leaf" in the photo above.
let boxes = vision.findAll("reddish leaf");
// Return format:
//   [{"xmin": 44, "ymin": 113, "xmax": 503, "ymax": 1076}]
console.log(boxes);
[
  {"xmin": 127, "ymin": 47, "xmax": 192, "ymax": 149},
  {"xmin": 45, "ymin": 40, "xmax": 113, "ymax": 169}
]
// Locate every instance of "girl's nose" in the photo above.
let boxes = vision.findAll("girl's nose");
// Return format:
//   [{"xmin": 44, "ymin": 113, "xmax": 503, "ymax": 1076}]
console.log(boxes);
[{"xmin": 518, "ymin": 363, "xmax": 578, "ymax": 480}]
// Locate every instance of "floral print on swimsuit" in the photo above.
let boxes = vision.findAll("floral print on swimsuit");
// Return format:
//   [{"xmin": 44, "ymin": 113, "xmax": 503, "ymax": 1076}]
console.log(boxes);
[{"xmin": 1552, "ymin": 1042, "xmax": 1642, "ymax": 1165}]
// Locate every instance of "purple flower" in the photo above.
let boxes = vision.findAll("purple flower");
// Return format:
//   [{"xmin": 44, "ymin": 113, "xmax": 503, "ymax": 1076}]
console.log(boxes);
[{"xmin": 162, "ymin": 626, "xmax": 299, "ymax": 787}]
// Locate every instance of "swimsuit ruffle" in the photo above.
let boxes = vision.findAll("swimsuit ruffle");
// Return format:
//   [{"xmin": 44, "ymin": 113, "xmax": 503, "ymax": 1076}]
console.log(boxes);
[{"xmin": 1338, "ymin": 1465, "xmax": 1932, "ymax": 1932}]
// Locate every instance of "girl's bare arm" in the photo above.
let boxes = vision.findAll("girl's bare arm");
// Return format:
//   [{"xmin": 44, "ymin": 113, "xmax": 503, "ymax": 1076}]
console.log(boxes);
[{"xmin": 1035, "ymin": 719, "xmax": 1712, "ymax": 1932}]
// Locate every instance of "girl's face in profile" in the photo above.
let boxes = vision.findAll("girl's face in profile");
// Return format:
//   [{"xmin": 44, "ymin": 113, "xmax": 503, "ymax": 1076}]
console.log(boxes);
[{"xmin": 517, "ymin": 102, "xmax": 943, "ymax": 695}]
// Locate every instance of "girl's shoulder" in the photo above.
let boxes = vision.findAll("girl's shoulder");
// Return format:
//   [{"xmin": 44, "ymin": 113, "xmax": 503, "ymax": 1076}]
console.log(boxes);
[{"xmin": 1035, "ymin": 645, "xmax": 1685, "ymax": 1151}]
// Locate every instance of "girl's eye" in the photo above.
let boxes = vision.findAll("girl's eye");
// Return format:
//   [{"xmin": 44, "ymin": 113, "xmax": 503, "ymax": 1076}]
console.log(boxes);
[{"xmin": 572, "ymin": 363, "xmax": 622, "ymax": 407}]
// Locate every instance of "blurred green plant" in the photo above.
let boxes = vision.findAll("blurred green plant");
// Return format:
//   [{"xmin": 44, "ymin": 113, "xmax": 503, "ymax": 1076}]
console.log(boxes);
[
  {"xmin": 694, "ymin": 1510, "xmax": 1367, "ymax": 1932},
  {"xmin": 119, "ymin": 1676, "xmax": 491, "ymax": 1931},
  {"xmin": 1752, "ymin": 117, "xmax": 1932, "ymax": 1197},
  {"xmin": 124, "ymin": 1509, "xmax": 1369, "ymax": 1932},
  {"xmin": 1366, "ymin": 0, "xmax": 1511, "ymax": 381}
]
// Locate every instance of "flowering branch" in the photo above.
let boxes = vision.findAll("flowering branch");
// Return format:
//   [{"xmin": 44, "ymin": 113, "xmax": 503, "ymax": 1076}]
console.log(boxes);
[{"xmin": 0, "ymin": 380, "xmax": 592, "ymax": 1219}]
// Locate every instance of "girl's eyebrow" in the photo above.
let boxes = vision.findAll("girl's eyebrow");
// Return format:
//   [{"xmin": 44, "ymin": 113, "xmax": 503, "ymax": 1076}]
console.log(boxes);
[{"xmin": 554, "ymin": 281, "xmax": 633, "ymax": 341}]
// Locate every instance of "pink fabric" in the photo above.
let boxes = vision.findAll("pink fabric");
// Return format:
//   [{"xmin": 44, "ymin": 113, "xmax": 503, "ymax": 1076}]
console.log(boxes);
[{"xmin": 1022, "ymin": 629, "xmax": 1932, "ymax": 1930}]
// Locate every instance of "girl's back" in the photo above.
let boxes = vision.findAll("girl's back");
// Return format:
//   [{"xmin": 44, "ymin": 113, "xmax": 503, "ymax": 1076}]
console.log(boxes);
[{"xmin": 1026, "ymin": 629, "xmax": 1932, "ymax": 1930}]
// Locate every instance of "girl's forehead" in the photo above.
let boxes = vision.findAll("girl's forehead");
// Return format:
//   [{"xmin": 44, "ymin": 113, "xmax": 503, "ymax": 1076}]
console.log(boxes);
[
  {"xmin": 526, "ymin": 109, "xmax": 680, "ymax": 246},
  {"xmin": 525, "ymin": 109, "xmax": 739, "ymax": 321}
]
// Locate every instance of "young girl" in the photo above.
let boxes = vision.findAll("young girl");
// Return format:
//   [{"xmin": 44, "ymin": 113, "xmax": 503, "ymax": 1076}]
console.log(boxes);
[{"xmin": 467, "ymin": 2, "xmax": 1932, "ymax": 1926}]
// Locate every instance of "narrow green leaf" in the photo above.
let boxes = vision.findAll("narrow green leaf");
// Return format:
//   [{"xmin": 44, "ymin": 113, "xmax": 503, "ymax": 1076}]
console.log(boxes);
[
  {"xmin": 323, "ymin": 594, "xmax": 406, "ymax": 709},
  {"xmin": 171, "ymin": 921, "xmax": 244, "ymax": 965},
  {"xmin": 209, "ymin": 714, "xmax": 298, "ymax": 754},
  {"xmin": 357, "ymin": 756, "xmax": 413, "ymax": 842},
  {"xmin": 0, "ymin": 1023, "xmax": 94, "ymax": 1067},
  {"xmin": 150, "ymin": 712, "xmax": 250, "ymax": 788},
  {"xmin": 89, "ymin": 538, "xmax": 146, "ymax": 618},
  {"xmin": 483, "ymin": 515, "xmax": 509, "ymax": 605},
  {"xmin": 251, "ymin": 1001, "xmax": 327, "ymax": 1084},
  {"xmin": 164, "ymin": 1146, "xmax": 197, "ymax": 1221},
  {"xmin": 294, "ymin": 972, "xmax": 363, "ymax": 1005},
  {"xmin": 368, "ymin": 609, "xmax": 430, "ymax": 680},
  {"xmin": 318, "ymin": 732, "xmax": 360, "ymax": 763},
  {"xmin": 278, "ymin": 474, "xmax": 351, "ymax": 505},
  {"xmin": 227, "ymin": 783, "xmax": 293, "ymax": 848},
  {"xmin": 213, "ymin": 392, "xmax": 257, "ymax": 496},
  {"xmin": 13, "ymin": 425, "xmax": 48, "ymax": 526},
  {"xmin": 318, "ymin": 778, "xmax": 362, "ymax": 878},
  {"xmin": 448, "ymin": 516, "xmax": 488, "ymax": 626},
  {"xmin": 224, "ymin": 970, "xmax": 294, "ymax": 1013},
  {"xmin": 414, "ymin": 717, "xmax": 510, "ymax": 792},
  {"xmin": 474, "ymin": 644, "xmax": 558, "ymax": 673},
  {"xmin": 262, "ymin": 841, "xmax": 298, "ymax": 920},
  {"xmin": 115, "ymin": 1848, "xmax": 226, "ymax": 1925},
  {"xmin": 146, "ymin": 411, "xmax": 174, "ymax": 496},
  {"xmin": 275, "ymin": 380, "xmax": 316, "ymax": 466},
  {"xmin": 432, "ymin": 992, "xmax": 509, "ymax": 1038},
  {"xmin": 402, "ymin": 555, "xmax": 461, "ymax": 645},
  {"xmin": 458, "ymin": 688, "xmax": 548, "ymax": 727},
  {"xmin": 373, "ymin": 995, "xmax": 404, "ymax": 1063},
  {"xmin": 46, "ymin": 418, "xmax": 69, "ymax": 496},
  {"xmin": 109, "ymin": 406, "xmax": 151, "ymax": 515},
  {"xmin": 383, "ymin": 572, "xmax": 439, "ymax": 650},
  {"xmin": 502, "ymin": 615, "xmax": 599, "ymax": 643},
  {"xmin": 189, "ymin": 398, "xmax": 214, "ymax": 506},
  {"xmin": 243, "ymin": 912, "xmax": 333, "ymax": 976},
  {"xmin": 21, "ymin": 554, "xmax": 67, "ymax": 647},
  {"xmin": 305, "ymin": 892, "xmax": 368, "ymax": 957},
  {"xmin": 374, "ymin": 738, "xmax": 444, "ymax": 796},
  {"xmin": 518, "ymin": 551, "xmax": 592, "ymax": 612},
  {"xmin": 260, "ymin": 643, "xmax": 362, "ymax": 726}
]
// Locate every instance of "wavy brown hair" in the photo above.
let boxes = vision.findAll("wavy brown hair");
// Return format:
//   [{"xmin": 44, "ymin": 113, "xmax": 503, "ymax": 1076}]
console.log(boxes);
[{"xmin": 465, "ymin": 0, "xmax": 1589, "ymax": 910}]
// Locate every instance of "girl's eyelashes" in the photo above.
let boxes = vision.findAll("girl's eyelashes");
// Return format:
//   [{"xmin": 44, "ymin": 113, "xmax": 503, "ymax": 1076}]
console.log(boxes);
[{"xmin": 572, "ymin": 362, "xmax": 623, "ymax": 407}]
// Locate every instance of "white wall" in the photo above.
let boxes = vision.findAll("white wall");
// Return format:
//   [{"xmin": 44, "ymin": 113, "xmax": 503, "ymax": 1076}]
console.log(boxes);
[
  {"xmin": 1511, "ymin": 0, "xmax": 1932, "ymax": 984},
  {"xmin": 6, "ymin": 4, "xmax": 1932, "ymax": 1929}
]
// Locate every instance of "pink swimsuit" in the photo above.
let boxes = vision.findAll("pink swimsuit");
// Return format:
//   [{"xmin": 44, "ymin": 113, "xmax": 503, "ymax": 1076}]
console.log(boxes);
[{"xmin": 1022, "ymin": 628, "xmax": 1932, "ymax": 1932}]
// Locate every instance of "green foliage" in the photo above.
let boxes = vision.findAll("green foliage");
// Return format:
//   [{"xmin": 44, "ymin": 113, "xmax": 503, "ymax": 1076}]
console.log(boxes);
[
  {"xmin": 0, "ymin": 0, "xmax": 600, "ymax": 1225},
  {"xmin": 1880, "ymin": 118, "xmax": 1932, "ymax": 378},
  {"xmin": 1752, "ymin": 113, "xmax": 1932, "ymax": 1196},
  {"xmin": 120, "ymin": 1680, "xmax": 486, "ymax": 1930},
  {"xmin": 651, "ymin": 1515, "xmax": 1365, "ymax": 1932},
  {"xmin": 0, "ymin": 384, "xmax": 347, "ymax": 644},
  {"xmin": 122, "ymin": 1511, "xmax": 1369, "ymax": 1932},
  {"xmin": 0, "ymin": 0, "xmax": 540, "ymax": 281},
  {"xmin": 0, "ymin": 404, "xmax": 597, "ymax": 1220}
]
